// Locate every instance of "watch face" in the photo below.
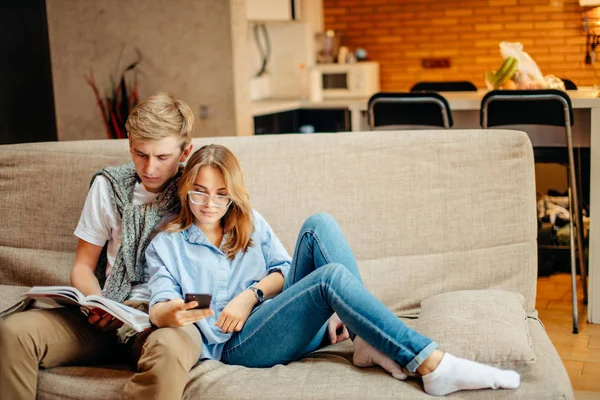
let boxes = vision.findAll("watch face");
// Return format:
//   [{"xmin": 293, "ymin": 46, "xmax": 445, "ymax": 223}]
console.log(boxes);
[{"xmin": 256, "ymin": 288, "xmax": 264, "ymax": 298}]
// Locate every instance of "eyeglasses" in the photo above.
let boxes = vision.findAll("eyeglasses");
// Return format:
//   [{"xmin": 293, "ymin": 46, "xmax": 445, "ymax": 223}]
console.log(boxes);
[{"xmin": 187, "ymin": 191, "xmax": 232, "ymax": 208}]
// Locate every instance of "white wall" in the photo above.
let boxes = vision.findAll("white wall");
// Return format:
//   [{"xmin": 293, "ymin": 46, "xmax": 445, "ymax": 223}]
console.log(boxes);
[{"xmin": 46, "ymin": 0, "xmax": 252, "ymax": 140}]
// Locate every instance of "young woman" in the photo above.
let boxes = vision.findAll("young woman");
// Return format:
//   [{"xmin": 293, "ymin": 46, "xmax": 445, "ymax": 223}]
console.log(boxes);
[{"xmin": 143, "ymin": 144, "xmax": 521, "ymax": 397}]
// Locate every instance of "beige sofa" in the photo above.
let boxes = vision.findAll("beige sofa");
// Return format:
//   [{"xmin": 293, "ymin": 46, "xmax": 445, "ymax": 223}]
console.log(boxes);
[{"xmin": 0, "ymin": 130, "xmax": 573, "ymax": 399}]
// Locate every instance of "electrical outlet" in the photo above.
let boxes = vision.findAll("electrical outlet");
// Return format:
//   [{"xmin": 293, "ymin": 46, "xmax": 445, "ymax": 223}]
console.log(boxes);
[
  {"xmin": 199, "ymin": 105, "xmax": 209, "ymax": 120},
  {"xmin": 421, "ymin": 58, "xmax": 451, "ymax": 69}
]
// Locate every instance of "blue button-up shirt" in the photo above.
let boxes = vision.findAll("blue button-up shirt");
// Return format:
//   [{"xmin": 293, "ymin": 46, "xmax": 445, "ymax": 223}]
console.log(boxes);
[{"xmin": 146, "ymin": 209, "xmax": 292, "ymax": 361}]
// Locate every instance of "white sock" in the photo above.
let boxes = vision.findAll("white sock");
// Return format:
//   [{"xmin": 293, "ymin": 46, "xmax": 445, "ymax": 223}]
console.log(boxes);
[
  {"xmin": 352, "ymin": 336, "xmax": 407, "ymax": 380},
  {"xmin": 422, "ymin": 353, "xmax": 520, "ymax": 396}
]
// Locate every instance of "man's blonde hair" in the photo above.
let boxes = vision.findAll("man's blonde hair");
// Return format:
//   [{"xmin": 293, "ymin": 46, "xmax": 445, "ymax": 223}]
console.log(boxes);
[{"xmin": 125, "ymin": 92, "xmax": 194, "ymax": 149}]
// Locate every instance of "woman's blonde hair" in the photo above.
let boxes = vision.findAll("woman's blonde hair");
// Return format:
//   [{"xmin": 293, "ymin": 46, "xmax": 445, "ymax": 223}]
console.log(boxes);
[
  {"xmin": 164, "ymin": 144, "xmax": 254, "ymax": 259},
  {"xmin": 125, "ymin": 92, "xmax": 194, "ymax": 149}
]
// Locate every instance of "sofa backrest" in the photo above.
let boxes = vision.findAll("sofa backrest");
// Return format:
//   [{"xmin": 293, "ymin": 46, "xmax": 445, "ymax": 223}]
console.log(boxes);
[{"xmin": 0, "ymin": 130, "xmax": 538, "ymax": 313}]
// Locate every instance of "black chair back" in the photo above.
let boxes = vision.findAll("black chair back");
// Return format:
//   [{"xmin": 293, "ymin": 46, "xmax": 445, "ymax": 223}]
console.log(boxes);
[
  {"xmin": 479, "ymin": 89, "xmax": 586, "ymax": 335},
  {"xmin": 368, "ymin": 92, "xmax": 453, "ymax": 129},
  {"xmin": 561, "ymin": 78, "xmax": 578, "ymax": 90},
  {"xmin": 480, "ymin": 90, "xmax": 574, "ymax": 128},
  {"xmin": 410, "ymin": 81, "xmax": 477, "ymax": 92}
]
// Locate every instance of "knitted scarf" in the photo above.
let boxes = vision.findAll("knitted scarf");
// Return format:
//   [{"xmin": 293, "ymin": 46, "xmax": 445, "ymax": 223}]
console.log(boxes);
[{"xmin": 92, "ymin": 162, "xmax": 182, "ymax": 303}]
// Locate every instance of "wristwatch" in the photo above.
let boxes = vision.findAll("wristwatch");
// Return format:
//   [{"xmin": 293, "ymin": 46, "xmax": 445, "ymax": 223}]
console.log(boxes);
[{"xmin": 249, "ymin": 286, "xmax": 265, "ymax": 305}]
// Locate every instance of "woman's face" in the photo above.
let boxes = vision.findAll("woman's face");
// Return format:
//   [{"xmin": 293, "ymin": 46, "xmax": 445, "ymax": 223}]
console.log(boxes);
[{"xmin": 189, "ymin": 166, "xmax": 231, "ymax": 229}]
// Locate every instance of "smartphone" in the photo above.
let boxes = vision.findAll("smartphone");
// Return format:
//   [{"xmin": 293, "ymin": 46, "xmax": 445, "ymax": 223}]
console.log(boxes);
[{"xmin": 184, "ymin": 293, "xmax": 212, "ymax": 309}]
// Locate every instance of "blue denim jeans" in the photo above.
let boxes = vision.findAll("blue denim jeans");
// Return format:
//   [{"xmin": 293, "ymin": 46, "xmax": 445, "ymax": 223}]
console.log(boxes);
[{"xmin": 221, "ymin": 213, "xmax": 438, "ymax": 372}]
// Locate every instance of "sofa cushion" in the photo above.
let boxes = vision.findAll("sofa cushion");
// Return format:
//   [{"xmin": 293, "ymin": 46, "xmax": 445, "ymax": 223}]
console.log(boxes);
[
  {"xmin": 415, "ymin": 289, "xmax": 535, "ymax": 366},
  {"xmin": 37, "ymin": 318, "xmax": 572, "ymax": 400}
]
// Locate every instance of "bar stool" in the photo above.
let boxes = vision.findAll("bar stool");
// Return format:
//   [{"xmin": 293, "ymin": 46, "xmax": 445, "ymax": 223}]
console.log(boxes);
[
  {"xmin": 480, "ymin": 89, "xmax": 588, "ymax": 334},
  {"xmin": 411, "ymin": 81, "xmax": 478, "ymax": 92},
  {"xmin": 368, "ymin": 92, "xmax": 453, "ymax": 130}
]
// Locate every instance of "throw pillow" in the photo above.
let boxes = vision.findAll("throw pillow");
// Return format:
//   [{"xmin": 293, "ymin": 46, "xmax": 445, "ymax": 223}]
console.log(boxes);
[{"xmin": 414, "ymin": 289, "xmax": 535, "ymax": 366}]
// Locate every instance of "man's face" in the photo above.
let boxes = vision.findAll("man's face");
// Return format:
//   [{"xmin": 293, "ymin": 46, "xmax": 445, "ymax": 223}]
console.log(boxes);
[{"xmin": 129, "ymin": 136, "xmax": 192, "ymax": 193}]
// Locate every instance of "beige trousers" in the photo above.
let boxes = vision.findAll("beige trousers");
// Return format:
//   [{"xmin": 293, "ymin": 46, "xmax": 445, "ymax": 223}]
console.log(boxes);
[{"xmin": 0, "ymin": 307, "xmax": 203, "ymax": 400}]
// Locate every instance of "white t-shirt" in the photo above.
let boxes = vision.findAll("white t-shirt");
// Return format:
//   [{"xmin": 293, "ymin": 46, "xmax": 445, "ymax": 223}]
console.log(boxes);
[{"xmin": 74, "ymin": 176, "xmax": 159, "ymax": 302}]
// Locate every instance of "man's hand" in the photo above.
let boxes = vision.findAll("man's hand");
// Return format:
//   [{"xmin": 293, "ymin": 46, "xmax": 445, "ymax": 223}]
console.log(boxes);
[
  {"xmin": 150, "ymin": 298, "xmax": 214, "ymax": 328},
  {"xmin": 87, "ymin": 308, "xmax": 123, "ymax": 332},
  {"xmin": 328, "ymin": 312, "xmax": 350, "ymax": 344},
  {"xmin": 215, "ymin": 290, "xmax": 256, "ymax": 333}
]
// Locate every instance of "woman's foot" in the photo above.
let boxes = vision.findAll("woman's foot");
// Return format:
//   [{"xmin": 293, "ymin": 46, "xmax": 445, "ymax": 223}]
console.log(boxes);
[
  {"xmin": 352, "ymin": 336, "xmax": 407, "ymax": 380},
  {"xmin": 421, "ymin": 353, "xmax": 520, "ymax": 396}
]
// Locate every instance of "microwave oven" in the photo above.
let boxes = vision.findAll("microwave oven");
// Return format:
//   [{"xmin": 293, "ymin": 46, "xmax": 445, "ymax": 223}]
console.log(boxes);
[{"xmin": 314, "ymin": 62, "xmax": 380, "ymax": 99}]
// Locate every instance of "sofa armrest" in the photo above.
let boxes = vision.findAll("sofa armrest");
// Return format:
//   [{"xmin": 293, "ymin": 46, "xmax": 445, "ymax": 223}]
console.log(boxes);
[{"xmin": 0, "ymin": 285, "xmax": 33, "ymax": 320}]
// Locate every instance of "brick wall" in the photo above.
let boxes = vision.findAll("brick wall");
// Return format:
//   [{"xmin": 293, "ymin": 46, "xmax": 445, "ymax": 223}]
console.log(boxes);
[{"xmin": 323, "ymin": 0, "xmax": 600, "ymax": 91}]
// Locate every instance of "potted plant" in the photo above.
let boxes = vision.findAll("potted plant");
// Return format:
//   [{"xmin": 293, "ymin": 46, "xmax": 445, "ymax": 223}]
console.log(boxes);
[{"xmin": 85, "ymin": 48, "xmax": 142, "ymax": 139}]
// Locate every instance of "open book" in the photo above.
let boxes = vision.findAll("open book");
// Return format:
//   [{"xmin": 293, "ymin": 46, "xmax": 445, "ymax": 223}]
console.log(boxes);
[{"xmin": 26, "ymin": 286, "xmax": 151, "ymax": 332}]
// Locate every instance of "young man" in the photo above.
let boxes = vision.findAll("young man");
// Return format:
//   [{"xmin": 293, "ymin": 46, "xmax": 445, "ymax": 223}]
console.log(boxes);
[{"xmin": 0, "ymin": 93, "xmax": 201, "ymax": 400}]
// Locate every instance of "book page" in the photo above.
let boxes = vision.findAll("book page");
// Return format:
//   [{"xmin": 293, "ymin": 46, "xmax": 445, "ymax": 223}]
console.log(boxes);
[
  {"xmin": 27, "ymin": 295, "xmax": 80, "ymax": 309},
  {"xmin": 27, "ymin": 286, "xmax": 85, "ymax": 303},
  {"xmin": 26, "ymin": 287, "xmax": 151, "ymax": 332}
]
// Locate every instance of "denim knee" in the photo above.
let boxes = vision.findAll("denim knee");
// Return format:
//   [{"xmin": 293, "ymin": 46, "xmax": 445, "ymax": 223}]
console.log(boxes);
[
  {"xmin": 314, "ymin": 263, "xmax": 353, "ymax": 291},
  {"xmin": 301, "ymin": 212, "xmax": 337, "ymax": 233}
]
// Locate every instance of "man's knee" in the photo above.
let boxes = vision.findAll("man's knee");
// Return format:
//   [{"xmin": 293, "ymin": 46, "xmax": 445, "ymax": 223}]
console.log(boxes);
[
  {"xmin": 0, "ymin": 312, "xmax": 38, "ymax": 357},
  {"xmin": 142, "ymin": 328, "xmax": 177, "ymax": 354},
  {"xmin": 139, "ymin": 327, "xmax": 199, "ymax": 365}
]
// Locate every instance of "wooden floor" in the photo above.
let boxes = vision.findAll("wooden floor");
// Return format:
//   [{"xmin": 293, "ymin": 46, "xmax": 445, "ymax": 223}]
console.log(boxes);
[{"xmin": 536, "ymin": 273, "xmax": 600, "ymax": 394}]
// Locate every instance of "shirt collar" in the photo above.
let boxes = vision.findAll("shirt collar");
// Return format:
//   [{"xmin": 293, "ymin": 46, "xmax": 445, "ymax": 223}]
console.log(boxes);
[
  {"xmin": 184, "ymin": 223, "xmax": 210, "ymax": 245},
  {"xmin": 184, "ymin": 223, "xmax": 228, "ymax": 250}
]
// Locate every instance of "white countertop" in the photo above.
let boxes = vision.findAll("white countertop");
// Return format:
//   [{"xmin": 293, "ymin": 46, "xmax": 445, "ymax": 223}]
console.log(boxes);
[
  {"xmin": 441, "ymin": 88, "xmax": 600, "ymax": 110},
  {"xmin": 251, "ymin": 89, "xmax": 600, "ymax": 117},
  {"xmin": 251, "ymin": 98, "xmax": 370, "ymax": 117}
]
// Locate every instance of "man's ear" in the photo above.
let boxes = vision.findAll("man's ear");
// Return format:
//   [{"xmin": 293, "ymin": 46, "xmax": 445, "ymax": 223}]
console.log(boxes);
[{"xmin": 180, "ymin": 143, "xmax": 193, "ymax": 162}]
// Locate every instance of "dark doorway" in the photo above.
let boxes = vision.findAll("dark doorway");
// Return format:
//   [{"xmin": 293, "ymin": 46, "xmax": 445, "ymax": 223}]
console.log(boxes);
[{"xmin": 0, "ymin": 0, "xmax": 57, "ymax": 144}]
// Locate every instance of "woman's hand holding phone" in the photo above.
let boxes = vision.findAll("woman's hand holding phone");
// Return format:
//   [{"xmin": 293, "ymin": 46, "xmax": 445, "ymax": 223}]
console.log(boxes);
[
  {"xmin": 150, "ymin": 298, "xmax": 214, "ymax": 328},
  {"xmin": 215, "ymin": 290, "xmax": 256, "ymax": 333}
]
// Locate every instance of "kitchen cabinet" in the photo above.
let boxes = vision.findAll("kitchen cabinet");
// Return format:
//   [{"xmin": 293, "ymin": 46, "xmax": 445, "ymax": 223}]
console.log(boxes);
[
  {"xmin": 534, "ymin": 147, "xmax": 590, "ymax": 204},
  {"xmin": 298, "ymin": 109, "xmax": 350, "ymax": 133},
  {"xmin": 254, "ymin": 108, "xmax": 350, "ymax": 135},
  {"xmin": 246, "ymin": 0, "xmax": 300, "ymax": 21},
  {"xmin": 253, "ymin": 110, "xmax": 297, "ymax": 135}
]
